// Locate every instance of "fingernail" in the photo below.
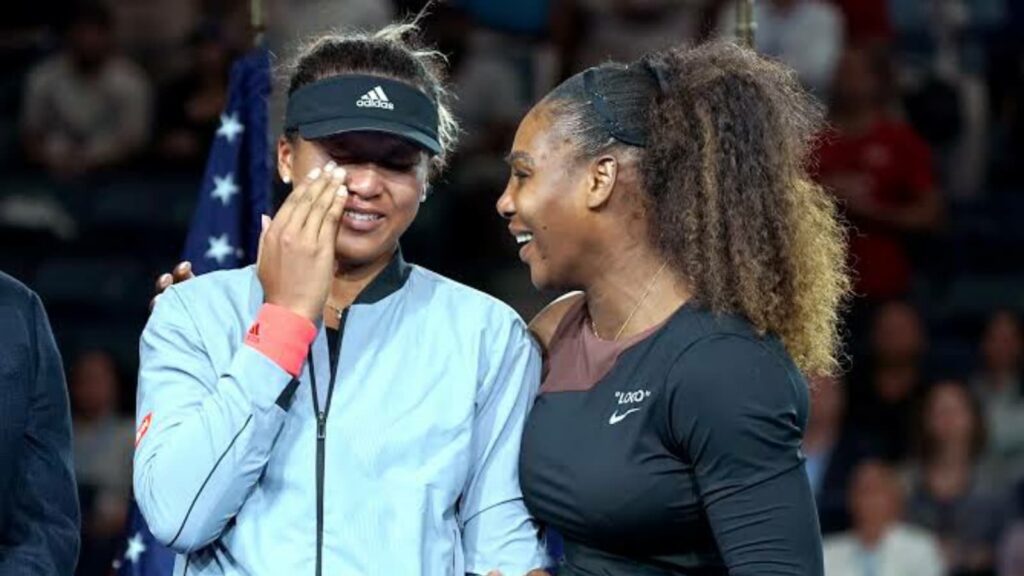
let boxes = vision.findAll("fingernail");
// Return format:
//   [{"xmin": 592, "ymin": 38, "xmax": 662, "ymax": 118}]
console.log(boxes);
[
  {"xmin": 159, "ymin": 274, "xmax": 172, "ymax": 285},
  {"xmin": 180, "ymin": 261, "xmax": 191, "ymax": 272},
  {"xmin": 261, "ymin": 215, "xmax": 271, "ymax": 230},
  {"xmin": 336, "ymin": 184, "xmax": 348, "ymax": 197},
  {"xmin": 307, "ymin": 167, "xmax": 322, "ymax": 180},
  {"xmin": 331, "ymin": 166, "xmax": 346, "ymax": 180},
  {"xmin": 324, "ymin": 161, "xmax": 337, "ymax": 173}
]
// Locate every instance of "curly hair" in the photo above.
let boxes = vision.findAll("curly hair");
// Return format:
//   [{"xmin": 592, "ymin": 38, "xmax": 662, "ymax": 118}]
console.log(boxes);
[
  {"xmin": 281, "ymin": 21, "xmax": 459, "ymax": 175},
  {"xmin": 546, "ymin": 41, "xmax": 850, "ymax": 376}
]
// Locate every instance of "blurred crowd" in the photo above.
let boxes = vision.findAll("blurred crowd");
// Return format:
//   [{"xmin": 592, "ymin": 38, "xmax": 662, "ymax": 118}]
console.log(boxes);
[{"xmin": 1, "ymin": 0, "xmax": 1023, "ymax": 574}]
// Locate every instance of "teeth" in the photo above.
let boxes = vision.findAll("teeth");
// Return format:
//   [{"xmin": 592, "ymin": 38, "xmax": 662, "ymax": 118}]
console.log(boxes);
[
  {"xmin": 345, "ymin": 210, "xmax": 381, "ymax": 222},
  {"xmin": 515, "ymin": 233, "xmax": 533, "ymax": 245}
]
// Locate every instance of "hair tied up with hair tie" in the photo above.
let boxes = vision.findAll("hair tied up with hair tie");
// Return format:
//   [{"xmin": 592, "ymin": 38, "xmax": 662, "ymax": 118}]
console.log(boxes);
[
  {"xmin": 582, "ymin": 66, "xmax": 651, "ymax": 148},
  {"xmin": 638, "ymin": 58, "xmax": 668, "ymax": 96}
]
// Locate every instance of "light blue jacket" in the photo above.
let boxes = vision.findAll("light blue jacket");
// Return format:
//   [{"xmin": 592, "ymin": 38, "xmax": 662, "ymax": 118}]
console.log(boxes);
[{"xmin": 134, "ymin": 253, "xmax": 547, "ymax": 575}]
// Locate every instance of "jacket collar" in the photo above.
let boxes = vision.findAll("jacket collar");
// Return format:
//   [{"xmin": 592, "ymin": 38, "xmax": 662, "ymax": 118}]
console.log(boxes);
[{"xmin": 354, "ymin": 247, "xmax": 411, "ymax": 305}]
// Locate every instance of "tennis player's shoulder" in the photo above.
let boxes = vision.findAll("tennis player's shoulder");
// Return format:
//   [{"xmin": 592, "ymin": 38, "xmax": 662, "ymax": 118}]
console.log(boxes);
[
  {"xmin": 529, "ymin": 291, "xmax": 584, "ymax": 349},
  {"xmin": 409, "ymin": 265, "xmax": 524, "ymax": 323},
  {"xmin": 158, "ymin": 266, "xmax": 254, "ymax": 316}
]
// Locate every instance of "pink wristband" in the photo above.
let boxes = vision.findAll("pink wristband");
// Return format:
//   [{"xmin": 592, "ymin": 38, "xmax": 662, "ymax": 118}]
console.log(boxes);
[{"xmin": 244, "ymin": 304, "xmax": 317, "ymax": 377}]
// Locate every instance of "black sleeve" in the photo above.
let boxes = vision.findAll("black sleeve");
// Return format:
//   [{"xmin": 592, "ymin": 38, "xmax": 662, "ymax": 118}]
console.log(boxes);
[
  {"xmin": 0, "ymin": 293, "xmax": 80, "ymax": 575},
  {"xmin": 667, "ymin": 335, "xmax": 823, "ymax": 576}
]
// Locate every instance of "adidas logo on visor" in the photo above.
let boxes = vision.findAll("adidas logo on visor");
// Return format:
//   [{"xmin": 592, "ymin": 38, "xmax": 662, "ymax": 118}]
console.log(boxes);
[{"xmin": 356, "ymin": 86, "xmax": 394, "ymax": 110}]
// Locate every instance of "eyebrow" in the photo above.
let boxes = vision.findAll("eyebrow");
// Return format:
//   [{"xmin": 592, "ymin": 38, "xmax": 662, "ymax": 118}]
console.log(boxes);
[{"xmin": 504, "ymin": 151, "xmax": 534, "ymax": 168}]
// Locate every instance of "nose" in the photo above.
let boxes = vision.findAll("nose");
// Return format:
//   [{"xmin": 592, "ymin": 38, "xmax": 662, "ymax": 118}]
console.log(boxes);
[
  {"xmin": 343, "ymin": 164, "xmax": 384, "ymax": 198},
  {"xmin": 496, "ymin": 185, "xmax": 515, "ymax": 220}
]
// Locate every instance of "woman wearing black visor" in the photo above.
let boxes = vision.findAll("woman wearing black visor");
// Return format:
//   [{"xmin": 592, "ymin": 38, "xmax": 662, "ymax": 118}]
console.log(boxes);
[{"xmin": 137, "ymin": 23, "xmax": 549, "ymax": 576}]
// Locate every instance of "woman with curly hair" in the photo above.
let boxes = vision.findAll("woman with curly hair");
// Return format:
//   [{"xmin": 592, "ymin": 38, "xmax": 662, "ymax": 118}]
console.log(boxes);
[{"xmin": 500, "ymin": 41, "xmax": 850, "ymax": 575}]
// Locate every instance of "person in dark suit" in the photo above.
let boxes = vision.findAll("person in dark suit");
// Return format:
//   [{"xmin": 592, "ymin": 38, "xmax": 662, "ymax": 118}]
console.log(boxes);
[{"xmin": 0, "ymin": 271, "xmax": 79, "ymax": 574}]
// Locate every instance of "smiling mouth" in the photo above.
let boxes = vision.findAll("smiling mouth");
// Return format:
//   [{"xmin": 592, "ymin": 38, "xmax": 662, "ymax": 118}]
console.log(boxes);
[
  {"xmin": 344, "ymin": 210, "xmax": 383, "ymax": 222},
  {"xmin": 515, "ymin": 232, "xmax": 533, "ymax": 246}
]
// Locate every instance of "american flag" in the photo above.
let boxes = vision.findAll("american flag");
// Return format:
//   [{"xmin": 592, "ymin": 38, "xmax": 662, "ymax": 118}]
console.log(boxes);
[
  {"xmin": 112, "ymin": 47, "xmax": 271, "ymax": 576},
  {"xmin": 182, "ymin": 47, "xmax": 272, "ymax": 275}
]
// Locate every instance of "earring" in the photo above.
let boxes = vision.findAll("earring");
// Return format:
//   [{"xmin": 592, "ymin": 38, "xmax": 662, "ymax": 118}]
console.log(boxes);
[
  {"xmin": 420, "ymin": 187, "xmax": 429, "ymax": 202},
  {"xmin": 282, "ymin": 174, "xmax": 292, "ymax": 184}
]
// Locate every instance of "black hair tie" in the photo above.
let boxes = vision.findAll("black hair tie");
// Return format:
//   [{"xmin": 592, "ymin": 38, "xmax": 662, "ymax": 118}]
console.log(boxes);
[
  {"xmin": 583, "ymin": 67, "xmax": 649, "ymax": 148},
  {"xmin": 639, "ymin": 58, "xmax": 669, "ymax": 96}
]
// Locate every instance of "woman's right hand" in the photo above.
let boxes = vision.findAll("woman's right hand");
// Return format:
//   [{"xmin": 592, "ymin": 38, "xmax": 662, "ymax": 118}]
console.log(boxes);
[
  {"xmin": 150, "ymin": 261, "xmax": 196, "ymax": 310},
  {"xmin": 257, "ymin": 161, "xmax": 348, "ymax": 322},
  {"xmin": 149, "ymin": 163, "xmax": 347, "ymax": 319}
]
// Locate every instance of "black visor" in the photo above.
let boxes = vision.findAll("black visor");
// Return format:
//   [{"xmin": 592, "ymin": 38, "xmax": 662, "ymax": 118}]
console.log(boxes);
[{"xmin": 284, "ymin": 74, "xmax": 441, "ymax": 154}]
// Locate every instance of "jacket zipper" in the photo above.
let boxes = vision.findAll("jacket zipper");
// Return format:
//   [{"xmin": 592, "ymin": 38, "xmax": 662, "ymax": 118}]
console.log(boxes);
[
  {"xmin": 311, "ymin": 308, "xmax": 347, "ymax": 576},
  {"xmin": 451, "ymin": 526, "xmax": 458, "ymax": 576}
]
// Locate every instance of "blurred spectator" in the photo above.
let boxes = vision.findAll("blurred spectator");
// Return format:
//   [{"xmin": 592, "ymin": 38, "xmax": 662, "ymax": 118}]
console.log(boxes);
[
  {"xmin": 452, "ymin": 0, "xmax": 565, "ymax": 119},
  {"xmin": 155, "ymin": 23, "xmax": 231, "ymax": 168},
  {"xmin": 804, "ymin": 375, "xmax": 879, "ymax": 535},
  {"xmin": 888, "ymin": 0, "xmax": 994, "ymax": 198},
  {"xmin": 888, "ymin": 0, "xmax": 1006, "ymax": 79},
  {"xmin": 108, "ymin": 0, "xmax": 199, "ymax": 80},
  {"xmin": 718, "ymin": 0, "xmax": 844, "ymax": 96},
  {"xmin": 269, "ymin": 0, "xmax": 394, "ymax": 40},
  {"xmin": 20, "ymin": 2, "xmax": 152, "ymax": 180},
  {"xmin": 847, "ymin": 301, "xmax": 929, "ymax": 462},
  {"xmin": 828, "ymin": 0, "xmax": 890, "ymax": 44},
  {"xmin": 823, "ymin": 460, "xmax": 945, "ymax": 576},
  {"xmin": 814, "ymin": 44, "xmax": 943, "ymax": 302},
  {"xmin": 571, "ymin": 0, "xmax": 712, "ymax": 70},
  {"xmin": 1002, "ymin": 522, "xmax": 1024, "ymax": 576},
  {"xmin": 0, "ymin": 1, "xmax": 72, "ymax": 167},
  {"xmin": 69, "ymin": 349, "xmax": 134, "ymax": 575},
  {"xmin": 443, "ymin": 0, "xmax": 567, "ymax": 151},
  {"xmin": 971, "ymin": 310, "xmax": 1024, "ymax": 488},
  {"xmin": 0, "ymin": 192, "xmax": 78, "ymax": 239},
  {"xmin": 455, "ymin": 0, "xmax": 554, "ymax": 37},
  {"xmin": 906, "ymin": 380, "xmax": 1008, "ymax": 576},
  {"xmin": 451, "ymin": 30, "xmax": 536, "ymax": 155}
]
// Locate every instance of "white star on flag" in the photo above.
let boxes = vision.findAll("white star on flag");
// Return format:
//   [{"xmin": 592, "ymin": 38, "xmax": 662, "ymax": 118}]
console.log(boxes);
[
  {"xmin": 205, "ymin": 233, "xmax": 235, "ymax": 264},
  {"xmin": 216, "ymin": 111, "xmax": 245, "ymax": 143},
  {"xmin": 124, "ymin": 532, "xmax": 147, "ymax": 563},
  {"xmin": 211, "ymin": 173, "xmax": 239, "ymax": 206}
]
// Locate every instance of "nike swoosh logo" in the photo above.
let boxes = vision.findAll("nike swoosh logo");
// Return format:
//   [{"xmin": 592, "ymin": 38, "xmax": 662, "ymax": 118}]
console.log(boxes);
[{"xmin": 609, "ymin": 408, "xmax": 641, "ymax": 425}]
